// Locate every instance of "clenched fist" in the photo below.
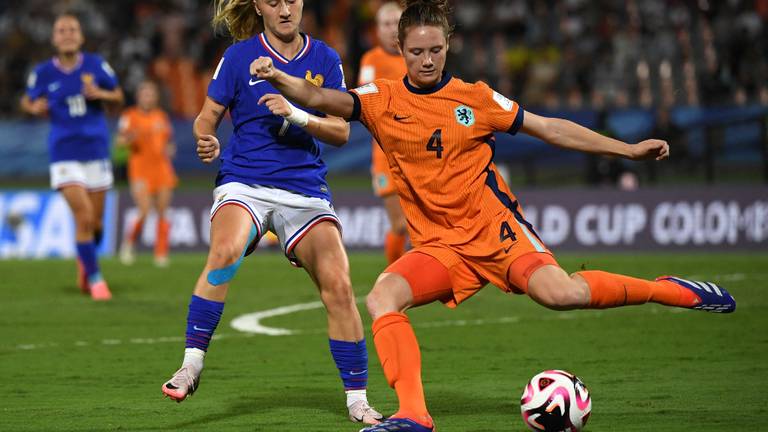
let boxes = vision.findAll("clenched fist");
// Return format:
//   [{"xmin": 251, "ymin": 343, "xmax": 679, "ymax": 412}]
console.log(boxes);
[
  {"xmin": 197, "ymin": 134, "xmax": 220, "ymax": 163},
  {"xmin": 250, "ymin": 56, "xmax": 278, "ymax": 80},
  {"xmin": 629, "ymin": 139, "xmax": 670, "ymax": 161}
]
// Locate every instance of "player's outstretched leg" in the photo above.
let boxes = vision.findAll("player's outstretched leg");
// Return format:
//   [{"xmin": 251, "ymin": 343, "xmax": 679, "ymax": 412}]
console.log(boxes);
[
  {"xmin": 292, "ymin": 221, "xmax": 383, "ymax": 425},
  {"xmin": 575, "ymin": 270, "xmax": 736, "ymax": 313},
  {"xmin": 526, "ymin": 263, "xmax": 736, "ymax": 313}
]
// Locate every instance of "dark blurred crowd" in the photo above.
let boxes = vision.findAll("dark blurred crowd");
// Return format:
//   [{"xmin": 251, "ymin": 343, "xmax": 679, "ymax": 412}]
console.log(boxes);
[{"xmin": 1, "ymin": 0, "xmax": 766, "ymax": 118}]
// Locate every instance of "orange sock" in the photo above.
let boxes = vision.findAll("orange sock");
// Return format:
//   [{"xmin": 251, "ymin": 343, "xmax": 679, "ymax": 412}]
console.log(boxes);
[
  {"xmin": 384, "ymin": 232, "xmax": 407, "ymax": 264},
  {"xmin": 155, "ymin": 218, "xmax": 170, "ymax": 258},
  {"xmin": 128, "ymin": 217, "xmax": 144, "ymax": 244},
  {"xmin": 577, "ymin": 270, "xmax": 699, "ymax": 309},
  {"xmin": 372, "ymin": 312, "xmax": 433, "ymax": 427}
]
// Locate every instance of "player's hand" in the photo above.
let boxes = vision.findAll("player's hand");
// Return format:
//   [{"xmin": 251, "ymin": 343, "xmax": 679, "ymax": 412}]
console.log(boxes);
[
  {"xmin": 258, "ymin": 94, "xmax": 292, "ymax": 117},
  {"xmin": 250, "ymin": 56, "xmax": 278, "ymax": 80},
  {"xmin": 630, "ymin": 139, "xmax": 669, "ymax": 161},
  {"xmin": 197, "ymin": 134, "xmax": 220, "ymax": 163},
  {"xmin": 28, "ymin": 98, "xmax": 49, "ymax": 116}
]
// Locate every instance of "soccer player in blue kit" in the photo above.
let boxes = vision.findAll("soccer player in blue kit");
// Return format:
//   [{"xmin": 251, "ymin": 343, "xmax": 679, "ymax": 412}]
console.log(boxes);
[
  {"xmin": 160, "ymin": 0, "xmax": 382, "ymax": 425},
  {"xmin": 21, "ymin": 13, "xmax": 124, "ymax": 301}
]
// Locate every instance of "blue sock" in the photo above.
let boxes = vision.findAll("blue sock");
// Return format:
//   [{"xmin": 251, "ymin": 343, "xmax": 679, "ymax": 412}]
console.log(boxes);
[
  {"xmin": 185, "ymin": 295, "xmax": 225, "ymax": 352},
  {"xmin": 76, "ymin": 241, "xmax": 101, "ymax": 284},
  {"xmin": 94, "ymin": 228, "xmax": 103, "ymax": 248},
  {"xmin": 329, "ymin": 338, "xmax": 369, "ymax": 390}
]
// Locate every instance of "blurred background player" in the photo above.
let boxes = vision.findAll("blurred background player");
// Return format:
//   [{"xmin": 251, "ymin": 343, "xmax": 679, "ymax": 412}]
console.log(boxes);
[
  {"xmin": 160, "ymin": 0, "xmax": 382, "ymax": 425},
  {"xmin": 251, "ymin": 0, "xmax": 738, "ymax": 430},
  {"xmin": 20, "ymin": 13, "xmax": 123, "ymax": 301},
  {"xmin": 359, "ymin": 2, "xmax": 409, "ymax": 264},
  {"xmin": 116, "ymin": 79, "xmax": 177, "ymax": 267}
]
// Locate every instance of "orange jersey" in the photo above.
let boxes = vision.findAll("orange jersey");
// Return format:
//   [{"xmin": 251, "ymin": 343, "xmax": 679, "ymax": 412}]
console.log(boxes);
[
  {"xmin": 118, "ymin": 107, "xmax": 177, "ymax": 191},
  {"xmin": 358, "ymin": 46, "xmax": 407, "ymax": 197},
  {"xmin": 350, "ymin": 75, "xmax": 527, "ymax": 246},
  {"xmin": 351, "ymin": 75, "xmax": 549, "ymax": 303},
  {"xmin": 119, "ymin": 107, "xmax": 173, "ymax": 163}
]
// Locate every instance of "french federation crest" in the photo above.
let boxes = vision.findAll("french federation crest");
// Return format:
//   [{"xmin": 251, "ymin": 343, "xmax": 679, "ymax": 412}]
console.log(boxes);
[{"xmin": 454, "ymin": 105, "xmax": 474, "ymax": 127}]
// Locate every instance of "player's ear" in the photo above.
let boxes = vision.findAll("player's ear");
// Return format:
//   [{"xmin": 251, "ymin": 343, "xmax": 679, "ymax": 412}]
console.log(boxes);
[{"xmin": 253, "ymin": 0, "xmax": 261, "ymax": 16}]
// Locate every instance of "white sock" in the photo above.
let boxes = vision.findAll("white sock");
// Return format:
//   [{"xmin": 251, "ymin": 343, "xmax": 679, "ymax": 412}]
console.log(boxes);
[
  {"xmin": 346, "ymin": 389, "xmax": 368, "ymax": 408},
  {"xmin": 182, "ymin": 347, "xmax": 205, "ymax": 375}
]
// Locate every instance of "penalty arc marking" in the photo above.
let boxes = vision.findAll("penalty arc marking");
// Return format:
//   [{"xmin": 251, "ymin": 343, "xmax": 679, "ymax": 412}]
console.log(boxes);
[
  {"xmin": 230, "ymin": 299, "xmax": 330, "ymax": 336},
  {"xmin": 228, "ymin": 297, "xmax": 527, "ymax": 336}
]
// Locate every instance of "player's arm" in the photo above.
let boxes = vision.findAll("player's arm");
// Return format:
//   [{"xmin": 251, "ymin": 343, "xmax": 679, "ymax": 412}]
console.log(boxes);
[
  {"xmin": 20, "ymin": 94, "xmax": 48, "ymax": 117},
  {"xmin": 83, "ymin": 84, "xmax": 125, "ymax": 106},
  {"xmin": 258, "ymin": 94, "xmax": 350, "ymax": 146},
  {"xmin": 520, "ymin": 111, "xmax": 670, "ymax": 161},
  {"xmin": 194, "ymin": 97, "xmax": 227, "ymax": 163},
  {"xmin": 251, "ymin": 56, "xmax": 355, "ymax": 120}
]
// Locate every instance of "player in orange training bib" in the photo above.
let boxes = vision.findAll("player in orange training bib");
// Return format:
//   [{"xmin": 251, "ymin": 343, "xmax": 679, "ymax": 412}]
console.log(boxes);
[
  {"xmin": 359, "ymin": 2, "xmax": 409, "ymax": 264},
  {"xmin": 251, "ymin": 1, "xmax": 737, "ymax": 430},
  {"xmin": 117, "ymin": 80, "xmax": 177, "ymax": 267}
]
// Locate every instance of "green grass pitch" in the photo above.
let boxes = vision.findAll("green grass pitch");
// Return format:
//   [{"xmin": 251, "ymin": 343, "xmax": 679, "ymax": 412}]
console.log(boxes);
[{"xmin": 1, "ymin": 252, "xmax": 766, "ymax": 431}]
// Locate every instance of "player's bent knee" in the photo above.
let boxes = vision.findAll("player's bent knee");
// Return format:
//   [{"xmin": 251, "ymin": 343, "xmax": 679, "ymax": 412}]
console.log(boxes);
[
  {"xmin": 205, "ymin": 242, "xmax": 247, "ymax": 286},
  {"xmin": 366, "ymin": 274, "xmax": 409, "ymax": 319},
  {"xmin": 207, "ymin": 242, "xmax": 243, "ymax": 268}
]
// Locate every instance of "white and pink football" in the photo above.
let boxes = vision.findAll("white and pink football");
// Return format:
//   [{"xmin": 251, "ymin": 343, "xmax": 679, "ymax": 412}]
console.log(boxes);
[{"xmin": 520, "ymin": 370, "xmax": 592, "ymax": 432}]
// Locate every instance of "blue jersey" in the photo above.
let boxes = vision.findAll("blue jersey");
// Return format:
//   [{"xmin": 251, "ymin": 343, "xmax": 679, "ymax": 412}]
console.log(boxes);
[
  {"xmin": 26, "ymin": 53, "xmax": 119, "ymax": 163},
  {"xmin": 208, "ymin": 32, "xmax": 347, "ymax": 201}
]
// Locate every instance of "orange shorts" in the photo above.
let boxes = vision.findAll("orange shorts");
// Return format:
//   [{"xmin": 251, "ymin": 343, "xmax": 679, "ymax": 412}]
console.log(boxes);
[
  {"xmin": 128, "ymin": 159, "xmax": 178, "ymax": 194},
  {"xmin": 385, "ymin": 208, "xmax": 557, "ymax": 307},
  {"xmin": 371, "ymin": 141, "xmax": 397, "ymax": 197}
]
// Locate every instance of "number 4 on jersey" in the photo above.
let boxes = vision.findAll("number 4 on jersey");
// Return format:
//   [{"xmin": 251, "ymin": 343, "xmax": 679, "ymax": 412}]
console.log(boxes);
[
  {"xmin": 500, "ymin": 221, "xmax": 517, "ymax": 242},
  {"xmin": 426, "ymin": 129, "xmax": 443, "ymax": 158}
]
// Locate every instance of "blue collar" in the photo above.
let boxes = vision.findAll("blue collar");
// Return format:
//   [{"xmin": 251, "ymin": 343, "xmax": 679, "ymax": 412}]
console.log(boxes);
[{"xmin": 403, "ymin": 72, "xmax": 452, "ymax": 95}]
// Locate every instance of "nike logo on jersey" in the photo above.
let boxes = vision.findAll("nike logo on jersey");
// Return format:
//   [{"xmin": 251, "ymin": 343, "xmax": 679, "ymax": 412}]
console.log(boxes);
[
  {"xmin": 503, "ymin": 246, "xmax": 513, "ymax": 253},
  {"xmin": 193, "ymin": 325, "xmax": 213, "ymax": 332},
  {"xmin": 48, "ymin": 82, "xmax": 61, "ymax": 92},
  {"xmin": 393, "ymin": 114, "xmax": 411, "ymax": 121},
  {"xmin": 249, "ymin": 78, "xmax": 266, "ymax": 86}
]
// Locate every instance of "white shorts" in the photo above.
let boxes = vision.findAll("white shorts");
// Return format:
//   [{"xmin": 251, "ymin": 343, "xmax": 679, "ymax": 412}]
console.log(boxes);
[
  {"xmin": 210, "ymin": 182, "xmax": 341, "ymax": 266},
  {"xmin": 50, "ymin": 159, "xmax": 113, "ymax": 191}
]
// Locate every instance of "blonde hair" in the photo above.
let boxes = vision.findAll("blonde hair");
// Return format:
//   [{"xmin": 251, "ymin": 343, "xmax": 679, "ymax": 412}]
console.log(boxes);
[{"xmin": 212, "ymin": 0, "xmax": 262, "ymax": 41}]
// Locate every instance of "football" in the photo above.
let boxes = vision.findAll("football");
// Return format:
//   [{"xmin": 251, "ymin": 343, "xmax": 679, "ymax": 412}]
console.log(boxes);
[{"xmin": 520, "ymin": 370, "xmax": 592, "ymax": 432}]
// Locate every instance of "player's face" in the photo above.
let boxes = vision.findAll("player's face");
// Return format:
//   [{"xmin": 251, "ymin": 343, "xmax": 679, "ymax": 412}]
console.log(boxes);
[
  {"xmin": 257, "ymin": 0, "xmax": 303, "ymax": 41},
  {"xmin": 52, "ymin": 16, "xmax": 84, "ymax": 55},
  {"xmin": 137, "ymin": 83, "xmax": 159, "ymax": 111},
  {"xmin": 402, "ymin": 25, "xmax": 448, "ymax": 88},
  {"xmin": 376, "ymin": 7, "xmax": 402, "ymax": 54}
]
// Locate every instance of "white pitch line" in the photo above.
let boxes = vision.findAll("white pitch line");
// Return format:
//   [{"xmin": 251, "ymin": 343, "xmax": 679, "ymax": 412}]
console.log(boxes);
[{"xmin": 230, "ymin": 299, "xmax": 327, "ymax": 336}]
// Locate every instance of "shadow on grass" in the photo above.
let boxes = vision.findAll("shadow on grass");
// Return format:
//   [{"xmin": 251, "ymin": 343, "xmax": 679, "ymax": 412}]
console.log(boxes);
[{"xmin": 135, "ymin": 386, "xmax": 342, "ymax": 431}]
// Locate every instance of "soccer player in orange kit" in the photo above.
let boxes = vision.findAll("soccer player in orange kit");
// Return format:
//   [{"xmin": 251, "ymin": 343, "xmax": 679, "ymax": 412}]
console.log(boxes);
[
  {"xmin": 250, "ymin": 1, "xmax": 737, "ymax": 430},
  {"xmin": 117, "ymin": 80, "xmax": 177, "ymax": 267},
  {"xmin": 359, "ymin": 2, "xmax": 409, "ymax": 264}
]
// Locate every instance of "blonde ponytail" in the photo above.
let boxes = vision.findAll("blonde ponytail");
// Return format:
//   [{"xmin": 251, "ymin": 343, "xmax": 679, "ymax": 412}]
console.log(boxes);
[{"xmin": 212, "ymin": 0, "xmax": 262, "ymax": 41}]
